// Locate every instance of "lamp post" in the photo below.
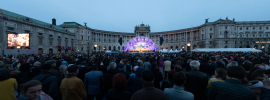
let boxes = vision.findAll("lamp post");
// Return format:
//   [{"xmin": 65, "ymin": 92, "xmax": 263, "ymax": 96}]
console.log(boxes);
[
  {"xmin": 17, "ymin": 46, "xmax": 21, "ymax": 55},
  {"xmin": 94, "ymin": 44, "xmax": 97, "ymax": 53}
]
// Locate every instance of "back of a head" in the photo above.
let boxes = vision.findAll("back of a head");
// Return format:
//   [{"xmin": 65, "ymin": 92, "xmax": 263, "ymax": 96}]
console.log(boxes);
[
  {"xmin": 215, "ymin": 68, "xmax": 227, "ymax": 80},
  {"xmin": 22, "ymin": 80, "xmax": 42, "ymax": 93},
  {"xmin": 242, "ymin": 61, "xmax": 253, "ymax": 71},
  {"xmin": 174, "ymin": 64, "xmax": 182, "ymax": 72},
  {"xmin": 227, "ymin": 61, "xmax": 238, "ymax": 68},
  {"xmin": 190, "ymin": 60, "xmax": 200, "ymax": 70},
  {"xmin": 142, "ymin": 70, "xmax": 154, "ymax": 82},
  {"xmin": 174, "ymin": 72, "xmax": 186, "ymax": 86},
  {"xmin": 109, "ymin": 62, "xmax": 116, "ymax": 70},
  {"xmin": 250, "ymin": 69, "xmax": 265, "ymax": 80},
  {"xmin": 168, "ymin": 70, "xmax": 176, "ymax": 80},
  {"xmin": 56, "ymin": 60, "xmax": 62, "ymax": 67},
  {"xmin": 227, "ymin": 66, "xmax": 246, "ymax": 79},
  {"xmin": 41, "ymin": 63, "xmax": 53, "ymax": 71},
  {"xmin": 0, "ymin": 68, "xmax": 10, "ymax": 81},
  {"xmin": 67, "ymin": 65, "xmax": 79, "ymax": 75},
  {"xmin": 113, "ymin": 73, "xmax": 127, "ymax": 90},
  {"xmin": 91, "ymin": 63, "xmax": 99, "ymax": 70}
]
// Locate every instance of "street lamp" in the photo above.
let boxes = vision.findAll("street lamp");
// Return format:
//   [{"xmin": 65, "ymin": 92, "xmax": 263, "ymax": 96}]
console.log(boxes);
[
  {"xmin": 187, "ymin": 43, "xmax": 191, "ymax": 46},
  {"xmin": 94, "ymin": 44, "xmax": 97, "ymax": 53}
]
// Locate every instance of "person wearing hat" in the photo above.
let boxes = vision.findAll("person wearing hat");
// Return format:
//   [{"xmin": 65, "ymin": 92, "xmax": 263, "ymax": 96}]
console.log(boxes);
[
  {"xmin": 117, "ymin": 63, "xmax": 130, "ymax": 80},
  {"xmin": 60, "ymin": 65, "xmax": 87, "ymax": 100},
  {"xmin": 32, "ymin": 63, "xmax": 60, "ymax": 100}
]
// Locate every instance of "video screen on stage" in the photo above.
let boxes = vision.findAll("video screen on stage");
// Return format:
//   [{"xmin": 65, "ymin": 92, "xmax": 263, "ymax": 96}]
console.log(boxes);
[{"xmin": 7, "ymin": 33, "xmax": 30, "ymax": 47}]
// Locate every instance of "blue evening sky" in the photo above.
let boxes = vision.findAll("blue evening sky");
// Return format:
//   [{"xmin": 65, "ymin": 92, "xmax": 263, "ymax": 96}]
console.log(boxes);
[{"xmin": 1, "ymin": 0, "xmax": 270, "ymax": 32}]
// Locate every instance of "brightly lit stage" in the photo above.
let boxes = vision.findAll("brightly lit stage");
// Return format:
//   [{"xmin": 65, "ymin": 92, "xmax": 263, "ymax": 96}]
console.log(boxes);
[{"xmin": 124, "ymin": 37, "xmax": 158, "ymax": 52}]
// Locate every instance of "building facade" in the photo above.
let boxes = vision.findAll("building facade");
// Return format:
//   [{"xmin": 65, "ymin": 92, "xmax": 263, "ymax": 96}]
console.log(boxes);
[{"xmin": 1, "ymin": 8, "xmax": 270, "ymax": 54}]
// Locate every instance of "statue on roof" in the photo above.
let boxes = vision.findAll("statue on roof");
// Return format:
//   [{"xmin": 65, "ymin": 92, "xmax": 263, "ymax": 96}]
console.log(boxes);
[
  {"xmin": 84, "ymin": 22, "xmax": 87, "ymax": 26},
  {"xmin": 205, "ymin": 18, "xmax": 209, "ymax": 23}
]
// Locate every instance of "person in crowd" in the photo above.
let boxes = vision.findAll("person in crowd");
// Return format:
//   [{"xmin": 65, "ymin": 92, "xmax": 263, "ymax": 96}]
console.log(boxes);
[
  {"xmin": 226, "ymin": 61, "xmax": 239, "ymax": 68},
  {"xmin": 50, "ymin": 60, "xmax": 64, "ymax": 87},
  {"xmin": 4, "ymin": 64, "xmax": 18, "ymax": 80},
  {"xmin": 158, "ymin": 58, "xmax": 164, "ymax": 73},
  {"xmin": 77, "ymin": 61, "xmax": 88, "ymax": 82},
  {"xmin": 150, "ymin": 62, "xmax": 163, "ymax": 89},
  {"xmin": 84, "ymin": 63, "xmax": 104, "ymax": 100},
  {"xmin": 208, "ymin": 66, "xmax": 257, "ymax": 100},
  {"xmin": 16, "ymin": 80, "xmax": 53, "ymax": 100},
  {"xmin": 0, "ymin": 68, "xmax": 17, "ymax": 100},
  {"xmin": 107, "ymin": 73, "xmax": 132, "ymax": 100},
  {"xmin": 32, "ymin": 63, "xmax": 60, "ymax": 100},
  {"xmin": 60, "ymin": 65, "xmax": 87, "ymax": 100},
  {"xmin": 164, "ymin": 58, "xmax": 171, "ymax": 79},
  {"xmin": 199, "ymin": 59, "xmax": 211, "ymax": 76},
  {"xmin": 127, "ymin": 67, "xmax": 145, "ymax": 94},
  {"xmin": 207, "ymin": 68, "xmax": 226, "ymax": 89},
  {"xmin": 143, "ymin": 58, "xmax": 151, "ymax": 70},
  {"xmin": 185, "ymin": 60, "xmax": 208, "ymax": 100},
  {"xmin": 161, "ymin": 70, "xmax": 176, "ymax": 91},
  {"xmin": 103, "ymin": 62, "xmax": 117, "ymax": 98},
  {"xmin": 164, "ymin": 72, "xmax": 194, "ymax": 100},
  {"xmin": 174, "ymin": 64, "xmax": 183, "ymax": 72},
  {"xmin": 125, "ymin": 61, "xmax": 132, "ymax": 75},
  {"xmin": 0, "ymin": 61, "xmax": 4, "ymax": 68},
  {"xmin": 260, "ymin": 74, "xmax": 270, "ymax": 100},
  {"xmin": 59, "ymin": 65, "xmax": 67, "ymax": 77},
  {"xmin": 131, "ymin": 70, "xmax": 167, "ymax": 100},
  {"xmin": 208, "ymin": 58, "xmax": 217, "ymax": 76},
  {"xmin": 117, "ymin": 63, "xmax": 130, "ymax": 80},
  {"xmin": 138, "ymin": 58, "xmax": 143, "ymax": 67},
  {"xmin": 33, "ymin": 61, "xmax": 41, "ymax": 67},
  {"xmin": 130, "ymin": 66, "xmax": 138, "ymax": 77}
]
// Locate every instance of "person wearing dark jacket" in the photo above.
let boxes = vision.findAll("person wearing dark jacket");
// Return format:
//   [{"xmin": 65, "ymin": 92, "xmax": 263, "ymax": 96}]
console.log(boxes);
[
  {"xmin": 185, "ymin": 60, "xmax": 208, "ymax": 100},
  {"xmin": 150, "ymin": 62, "xmax": 163, "ymax": 89},
  {"xmin": 127, "ymin": 67, "xmax": 145, "ymax": 94},
  {"xmin": 107, "ymin": 73, "xmax": 132, "ymax": 100},
  {"xmin": 50, "ymin": 60, "xmax": 64, "ymax": 87},
  {"xmin": 208, "ymin": 66, "xmax": 257, "ymax": 100},
  {"xmin": 117, "ymin": 63, "xmax": 130, "ymax": 80},
  {"xmin": 199, "ymin": 59, "xmax": 211, "ymax": 76},
  {"xmin": 77, "ymin": 61, "xmax": 88, "ymax": 82},
  {"xmin": 130, "ymin": 70, "xmax": 167, "ymax": 100},
  {"xmin": 103, "ymin": 62, "xmax": 117, "ymax": 98},
  {"xmin": 161, "ymin": 70, "xmax": 175, "ymax": 91},
  {"xmin": 32, "ymin": 63, "xmax": 60, "ymax": 100}
]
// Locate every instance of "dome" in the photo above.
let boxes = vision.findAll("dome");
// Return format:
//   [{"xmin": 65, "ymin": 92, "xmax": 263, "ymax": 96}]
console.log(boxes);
[{"xmin": 124, "ymin": 37, "xmax": 158, "ymax": 52}]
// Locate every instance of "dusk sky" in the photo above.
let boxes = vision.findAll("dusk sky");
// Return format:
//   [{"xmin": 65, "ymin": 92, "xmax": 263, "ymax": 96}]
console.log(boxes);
[{"xmin": 1, "ymin": 0, "xmax": 270, "ymax": 32}]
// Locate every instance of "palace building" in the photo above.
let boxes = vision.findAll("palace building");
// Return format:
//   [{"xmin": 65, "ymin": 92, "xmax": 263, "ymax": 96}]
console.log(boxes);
[{"xmin": 0, "ymin": 8, "xmax": 270, "ymax": 54}]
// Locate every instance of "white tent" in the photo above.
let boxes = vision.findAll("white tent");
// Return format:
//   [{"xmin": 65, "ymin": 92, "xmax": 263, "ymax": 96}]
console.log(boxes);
[
  {"xmin": 191, "ymin": 48, "xmax": 262, "ymax": 52},
  {"xmin": 105, "ymin": 50, "xmax": 112, "ymax": 53}
]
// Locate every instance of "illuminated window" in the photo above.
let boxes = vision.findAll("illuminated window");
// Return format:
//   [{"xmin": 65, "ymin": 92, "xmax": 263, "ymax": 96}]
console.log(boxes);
[{"xmin": 82, "ymin": 42, "xmax": 83, "ymax": 44}]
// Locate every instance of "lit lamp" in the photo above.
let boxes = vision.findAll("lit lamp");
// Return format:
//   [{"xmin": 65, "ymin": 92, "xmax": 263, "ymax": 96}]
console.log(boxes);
[
  {"xmin": 94, "ymin": 44, "xmax": 97, "ymax": 53},
  {"xmin": 187, "ymin": 43, "xmax": 191, "ymax": 46},
  {"xmin": 182, "ymin": 46, "xmax": 184, "ymax": 49},
  {"xmin": 17, "ymin": 46, "xmax": 21, "ymax": 55}
]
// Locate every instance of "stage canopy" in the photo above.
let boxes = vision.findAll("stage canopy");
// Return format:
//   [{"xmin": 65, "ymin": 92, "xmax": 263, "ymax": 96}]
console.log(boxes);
[
  {"xmin": 124, "ymin": 37, "xmax": 158, "ymax": 52},
  {"xmin": 191, "ymin": 48, "xmax": 262, "ymax": 52}
]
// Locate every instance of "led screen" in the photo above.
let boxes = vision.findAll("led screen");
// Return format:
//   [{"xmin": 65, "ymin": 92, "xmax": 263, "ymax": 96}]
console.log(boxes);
[
  {"xmin": 8, "ymin": 33, "xmax": 29, "ymax": 47},
  {"xmin": 124, "ymin": 37, "xmax": 158, "ymax": 52}
]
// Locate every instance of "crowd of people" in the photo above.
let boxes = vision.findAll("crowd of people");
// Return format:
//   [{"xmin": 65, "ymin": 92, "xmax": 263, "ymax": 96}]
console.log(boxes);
[{"xmin": 0, "ymin": 52, "xmax": 270, "ymax": 100}]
